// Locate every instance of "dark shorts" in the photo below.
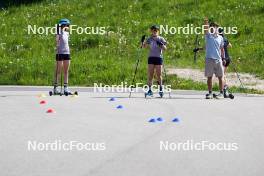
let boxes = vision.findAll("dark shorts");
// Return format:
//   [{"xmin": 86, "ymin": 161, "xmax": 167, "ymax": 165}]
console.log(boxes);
[
  {"xmin": 224, "ymin": 58, "xmax": 231, "ymax": 67},
  {"xmin": 148, "ymin": 57, "xmax": 163, "ymax": 65},
  {"xmin": 56, "ymin": 54, "xmax": 70, "ymax": 61}
]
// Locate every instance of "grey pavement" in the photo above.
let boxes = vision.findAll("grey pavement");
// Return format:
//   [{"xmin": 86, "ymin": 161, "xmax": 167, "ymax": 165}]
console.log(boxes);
[{"xmin": 0, "ymin": 86, "xmax": 263, "ymax": 176}]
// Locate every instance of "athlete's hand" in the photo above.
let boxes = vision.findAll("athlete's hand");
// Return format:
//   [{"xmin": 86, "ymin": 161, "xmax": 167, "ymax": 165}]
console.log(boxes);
[
  {"xmin": 193, "ymin": 48, "xmax": 199, "ymax": 52},
  {"xmin": 204, "ymin": 17, "xmax": 209, "ymax": 34},
  {"xmin": 156, "ymin": 40, "xmax": 164, "ymax": 47}
]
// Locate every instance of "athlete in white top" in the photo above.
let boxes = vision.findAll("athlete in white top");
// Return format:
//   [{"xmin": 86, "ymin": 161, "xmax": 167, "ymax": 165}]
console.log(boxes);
[{"xmin": 53, "ymin": 19, "xmax": 71, "ymax": 94}]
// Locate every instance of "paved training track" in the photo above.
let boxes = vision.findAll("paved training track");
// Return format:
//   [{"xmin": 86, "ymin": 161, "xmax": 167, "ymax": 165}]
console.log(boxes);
[{"xmin": 0, "ymin": 86, "xmax": 263, "ymax": 176}]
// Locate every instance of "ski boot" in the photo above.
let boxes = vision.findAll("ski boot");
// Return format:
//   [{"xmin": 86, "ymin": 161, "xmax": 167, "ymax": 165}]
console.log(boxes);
[
  {"xmin": 159, "ymin": 91, "xmax": 164, "ymax": 98},
  {"xmin": 205, "ymin": 92, "xmax": 213, "ymax": 99},
  {"xmin": 145, "ymin": 90, "xmax": 153, "ymax": 98},
  {"xmin": 64, "ymin": 86, "xmax": 71, "ymax": 96}
]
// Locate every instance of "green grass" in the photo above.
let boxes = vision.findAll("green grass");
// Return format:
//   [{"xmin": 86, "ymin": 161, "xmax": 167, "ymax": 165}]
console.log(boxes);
[{"xmin": 0, "ymin": 0, "xmax": 263, "ymax": 93}]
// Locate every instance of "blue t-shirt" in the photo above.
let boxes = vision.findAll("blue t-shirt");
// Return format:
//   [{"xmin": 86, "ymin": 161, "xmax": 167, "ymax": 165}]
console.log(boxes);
[
  {"xmin": 205, "ymin": 33, "xmax": 224, "ymax": 60},
  {"xmin": 146, "ymin": 36, "xmax": 167, "ymax": 58}
]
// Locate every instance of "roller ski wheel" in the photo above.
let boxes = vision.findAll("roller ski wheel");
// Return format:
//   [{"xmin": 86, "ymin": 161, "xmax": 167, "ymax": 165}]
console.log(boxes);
[
  {"xmin": 213, "ymin": 93, "xmax": 216, "ymax": 98},
  {"xmin": 229, "ymin": 93, "xmax": 234, "ymax": 99},
  {"xmin": 64, "ymin": 91, "xmax": 71, "ymax": 96},
  {"xmin": 49, "ymin": 91, "xmax": 53, "ymax": 96}
]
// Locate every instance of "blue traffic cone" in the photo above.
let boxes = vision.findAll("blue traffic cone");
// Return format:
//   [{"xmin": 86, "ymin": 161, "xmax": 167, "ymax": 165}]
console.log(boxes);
[
  {"xmin": 109, "ymin": 97, "xmax": 115, "ymax": 101},
  {"xmin": 156, "ymin": 117, "xmax": 163, "ymax": 122},
  {"xmin": 116, "ymin": 105, "xmax": 123, "ymax": 109},
  {"xmin": 148, "ymin": 118, "xmax": 156, "ymax": 123},
  {"xmin": 172, "ymin": 118, "xmax": 179, "ymax": 122}
]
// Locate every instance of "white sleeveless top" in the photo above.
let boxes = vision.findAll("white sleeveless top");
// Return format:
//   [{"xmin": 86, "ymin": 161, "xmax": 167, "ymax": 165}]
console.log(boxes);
[{"xmin": 56, "ymin": 31, "xmax": 70, "ymax": 54}]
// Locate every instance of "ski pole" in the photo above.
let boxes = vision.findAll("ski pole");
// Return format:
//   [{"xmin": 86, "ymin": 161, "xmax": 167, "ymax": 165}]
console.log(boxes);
[
  {"xmin": 60, "ymin": 62, "xmax": 63, "ymax": 95},
  {"xmin": 129, "ymin": 35, "xmax": 146, "ymax": 98},
  {"xmin": 54, "ymin": 60, "xmax": 59, "ymax": 90},
  {"xmin": 231, "ymin": 60, "xmax": 245, "ymax": 89},
  {"xmin": 193, "ymin": 34, "xmax": 199, "ymax": 63},
  {"xmin": 162, "ymin": 61, "xmax": 171, "ymax": 98}
]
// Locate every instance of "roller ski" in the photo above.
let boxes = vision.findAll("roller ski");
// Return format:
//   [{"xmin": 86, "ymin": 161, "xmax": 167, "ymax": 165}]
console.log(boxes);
[{"xmin": 49, "ymin": 86, "xmax": 78, "ymax": 96}]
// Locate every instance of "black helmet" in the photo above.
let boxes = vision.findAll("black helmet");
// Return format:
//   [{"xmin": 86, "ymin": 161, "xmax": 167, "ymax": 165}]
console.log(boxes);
[{"xmin": 209, "ymin": 22, "xmax": 219, "ymax": 27}]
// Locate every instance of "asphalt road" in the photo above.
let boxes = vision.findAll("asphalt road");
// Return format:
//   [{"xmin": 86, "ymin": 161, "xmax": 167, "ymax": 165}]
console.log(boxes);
[{"xmin": 0, "ymin": 87, "xmax": 263, "ymax": 176}]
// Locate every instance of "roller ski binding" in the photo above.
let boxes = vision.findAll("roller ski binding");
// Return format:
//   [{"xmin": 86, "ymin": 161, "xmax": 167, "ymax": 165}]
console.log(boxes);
[
  {"xmin": 49, "ymin": 86, "xmax": 61, "ymax": 96},
  {"xmin": 213, "ymin": 93, "xmax": 224, "ymax": 99},
  {"xmin": 145, "ymin": 90, "xmax": 153, "ymax": 98}
]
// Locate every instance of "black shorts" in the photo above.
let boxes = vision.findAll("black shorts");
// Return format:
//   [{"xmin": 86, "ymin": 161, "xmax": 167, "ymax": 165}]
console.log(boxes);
[
  {"xmin": 56, "ymin": 54, "xmax": 70, "ymax": 61},
  {"xmin": 148, "ymin": 57, "xmax": 163, "ymax": 65},
  {"xmin": 224, "ymin": 58, "xmax": 231, "ymax": 67}
]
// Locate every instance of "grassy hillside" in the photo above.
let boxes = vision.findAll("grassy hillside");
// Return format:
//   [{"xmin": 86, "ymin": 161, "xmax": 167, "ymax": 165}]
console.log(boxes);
[{"xmin": 0, "ymin": 0, "xmax": 263, "ymax": 92}]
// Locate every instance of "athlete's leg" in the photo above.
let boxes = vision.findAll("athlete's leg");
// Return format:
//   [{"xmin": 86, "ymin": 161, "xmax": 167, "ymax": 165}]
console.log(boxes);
[
  {"xmin": 155, "ymin": 64, "xmax": 162, "ymax": 91},
  {"xmin": 148, "ymin": 64, "xmax": 155, "ymax": 91},
  {"xmin": 63, "ymin": 60, "xmax": 70, "ymax": 86}
]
